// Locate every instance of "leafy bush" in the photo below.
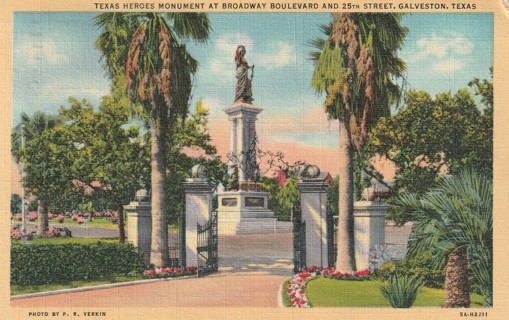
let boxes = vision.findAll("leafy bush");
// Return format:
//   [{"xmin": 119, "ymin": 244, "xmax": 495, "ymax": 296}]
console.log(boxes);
[
  {"xmin": 11, "ymin": 242, "xmax": 145, "ymax": 285},
  {"xmin": 372, "ymin": 251, "xmax": 445, "ymax": 289},
  {"xmin": 380, "ymin": 274, "xmax": 425, "ymax": 308}
]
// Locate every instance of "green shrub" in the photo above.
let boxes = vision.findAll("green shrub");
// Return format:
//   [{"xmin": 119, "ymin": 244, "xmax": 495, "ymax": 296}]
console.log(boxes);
[
  {"xmin": 373, "ymin": 251, "xmax": 445, "ymax": 289},
  {"xmin": 11, "ymin": 242, "xmax": 145, "ymax": 285},
  {"xmin": 380, "ymin": 274, "xmax": 425, "ymax": 308}
]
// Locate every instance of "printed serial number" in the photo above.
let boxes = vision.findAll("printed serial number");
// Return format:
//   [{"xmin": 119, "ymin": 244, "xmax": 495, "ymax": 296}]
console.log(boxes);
[{"xmin": 460, "ymin": 312, "xmax": 488, "ymax": 317}]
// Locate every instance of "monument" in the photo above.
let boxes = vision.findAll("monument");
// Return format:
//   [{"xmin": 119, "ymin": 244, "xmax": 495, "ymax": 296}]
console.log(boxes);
[{"xmin": 217, "ymin": 45, "xmax": 277, "ymax": 235}]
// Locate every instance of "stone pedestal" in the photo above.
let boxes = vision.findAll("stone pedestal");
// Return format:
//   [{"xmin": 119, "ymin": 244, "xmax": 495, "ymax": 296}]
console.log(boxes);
[
  {"xmin": 354, "ymin": 201, "xmax": 389, "ymax": 270},
  {"xmin": 218, "ymin": 102, "xmax": 276, "ymax": 235},
  {"xmin": 298, "ymin": 178, "xmax": 329, "ymax": 268},
  {"xmin": 217, "ymin": 190, "xmax": 276, "ymax": 235},
  {"xmin": 225, "ymin": 102, "xmax": 263, "ymax": 182},
  {"xmin": 183, "ymin": 179, "xmax": 214, "ymax": 267},
  {"xmin": 126, "ymin": 201, "xmax": 152, "ymax": 265}
]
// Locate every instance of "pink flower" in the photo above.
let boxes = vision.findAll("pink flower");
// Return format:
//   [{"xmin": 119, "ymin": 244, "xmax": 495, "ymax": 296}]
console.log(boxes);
[{"xmin": 27, "ymin": 212, "xmax": 38, "ymax": 221}]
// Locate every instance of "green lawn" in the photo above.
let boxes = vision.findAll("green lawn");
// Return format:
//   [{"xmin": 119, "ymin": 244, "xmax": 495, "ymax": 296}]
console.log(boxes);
[
  {"xmin": 11, "ymin": 274, "xmax": 146, "ymax": 296},
  {"xmin": 14, "ymin": 218, "xmax": 121, "ymax": 229},
  {"xmin": 49, "ymin": 218, "xmax": 121, "ymax": 229},
  {"xmin": 301, "ymin": 277, "xmax": 485, "ymax": 307},
  {"xmin": 282, "ymin": 279, "xmax": 291, "ymax": 306}
]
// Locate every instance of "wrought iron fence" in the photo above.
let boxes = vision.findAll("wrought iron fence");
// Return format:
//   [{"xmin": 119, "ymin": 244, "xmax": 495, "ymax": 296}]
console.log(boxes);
[
  {"xmin": 326, "ymin": 209, "xmax": 338, "ymax": 269},
  {"xmin": 292, "ymin": 205, "xmax": 306, "ymax": 273},
  {"xmin": 168, "ymin": 226, "xmax": 181, "ymax": 267},
  {"xmin": 197, "ymin": 211, "xmax": 218, "ymax": 276},
  {"xmin": 164, "ymin": 214, "xmax": 186, "ymax": 267}
]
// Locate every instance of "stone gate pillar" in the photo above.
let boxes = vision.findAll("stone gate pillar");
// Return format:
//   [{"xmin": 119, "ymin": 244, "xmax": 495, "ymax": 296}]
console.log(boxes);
[
  {"xmin": 183, "ymin": 176, "xmax": 214, "ymax": 267},
  {"xmin": 298, "ymin": 169, "xmax": 330, "ymax": 268},
  {"xmin": 354, "ymin": 201, "xmax": 389, "ymax": 270},
  {"xmin": 126, "ymin": 200, "xmax": 152, "ymax": 265}
]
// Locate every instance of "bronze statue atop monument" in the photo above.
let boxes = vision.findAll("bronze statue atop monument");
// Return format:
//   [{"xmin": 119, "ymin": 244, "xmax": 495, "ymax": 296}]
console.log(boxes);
[{"xmin": 234, "ymin": 45, "xmax": 254, "ymax": 104}]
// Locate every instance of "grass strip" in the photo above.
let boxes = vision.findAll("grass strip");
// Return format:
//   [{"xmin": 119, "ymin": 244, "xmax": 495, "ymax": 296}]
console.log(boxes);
[{"xmin": 304, "ymin": 277, "xmax": 485, "ymax": 307}]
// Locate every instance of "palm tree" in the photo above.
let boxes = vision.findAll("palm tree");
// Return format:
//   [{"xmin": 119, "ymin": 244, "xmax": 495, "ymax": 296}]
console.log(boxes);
[
  {"xmin": 12, "ymin": 112, "xmax": 62, "ymax": 237},
  {"xmin": 96, "ymin": 13, "xmax": 210, "ymax": 267},
  {"xmin": 311, "ymin": 13, "xmax": 407, "ymax": 272},
  {"xmin": 395, "ymin": 170, "xmax": 493, "ymax": 307}
]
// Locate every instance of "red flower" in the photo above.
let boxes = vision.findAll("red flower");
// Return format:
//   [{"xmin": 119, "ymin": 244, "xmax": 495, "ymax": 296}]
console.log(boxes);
[
  {"xmin": 299, "ymin": 272, "xmax": 312, "ymax": 280},
  {"xmin": 355, "ymin": 269, "xmax": 370, "ymax": 277}
]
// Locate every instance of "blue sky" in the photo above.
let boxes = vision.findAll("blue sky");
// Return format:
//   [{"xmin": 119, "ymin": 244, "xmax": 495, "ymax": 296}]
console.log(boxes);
[{"xmin": 13, "ymin": 12, "xmax": 493, "ymax": 165}]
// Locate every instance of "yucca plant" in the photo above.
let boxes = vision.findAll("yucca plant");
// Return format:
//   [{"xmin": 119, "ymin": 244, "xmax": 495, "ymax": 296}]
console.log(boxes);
[{"xmin": 380, "ymin": 274, "xmax": 425, "ymax": 308}]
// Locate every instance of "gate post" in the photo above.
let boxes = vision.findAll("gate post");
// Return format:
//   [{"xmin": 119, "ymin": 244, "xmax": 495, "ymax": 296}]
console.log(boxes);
[
  {"xmin": 183, "ymin": 168, "xmax": 214, "ymax": 268},
  {"xmin": 125, "ymin": 198, "xmax": 151, "ymax": 266},
  {"xmin": 354, "ymin": 201, "xmax": 389, "ymax": 270},
  {"xmin": 298, "ymin": 168, "xmax": 330, "ymax": 268}
]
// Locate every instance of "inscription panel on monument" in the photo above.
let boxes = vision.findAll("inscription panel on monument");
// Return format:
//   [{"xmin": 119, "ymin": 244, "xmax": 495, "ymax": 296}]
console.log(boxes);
[
  {"xmin": 245, "ymin": 197, "xmax": 264, "ymax": 207},
  {"xmin": 222, "ymin": 198, "xmax": 238, "ymax": 207}
]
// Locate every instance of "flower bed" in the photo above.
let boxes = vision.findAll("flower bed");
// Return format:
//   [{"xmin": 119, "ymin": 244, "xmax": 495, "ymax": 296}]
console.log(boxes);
[
  {"xmin": 322, "ymin": 268, "xmax": 370, "ymax": 280},
  {"xmin": 10, "ymin": 228, "xmax": 34, "ymax": 240},
  {"xmin": 287, "ymin": 267, "xmax": 371, "ymax": 308},
  {"xmin": 287, "ymin": 272, "xmax": 316, "ymax": 308},
  {"xmin": 143, "ymin": 266, "xmax": 198, "ymax": 279}
]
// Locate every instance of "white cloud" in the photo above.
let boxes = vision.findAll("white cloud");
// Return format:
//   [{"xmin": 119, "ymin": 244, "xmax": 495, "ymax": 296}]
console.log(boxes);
[
  {"xmin": 433, "ymin": 59, "xmax": 465, "ymax": 73},
  {"xmin": 262, "ymin": 41, "xmax": 297, "ymax": 67},
  {"xmin": 204, "ymin": 58, "xmax": 231, "ymax": 78},
  {"xmin": 17, "ymin": 35, "xmax": 69, "ymax": 65},
  {"xmin": 407, "ymin": 32, "xmax": 474, "ymax": 74},
  {"xmin": 215, "ymin": 32, "xmax": 254, "ymax": 55},
  {"xmin": 414, "ymin": 33, "xmax": 474, "ymax": 60}
]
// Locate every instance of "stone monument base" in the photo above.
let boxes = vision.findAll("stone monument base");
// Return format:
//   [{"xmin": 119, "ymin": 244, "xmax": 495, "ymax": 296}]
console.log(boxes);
[{"xmin": 217, "ymin": 190, "xmax": 277, "ymax": 235}]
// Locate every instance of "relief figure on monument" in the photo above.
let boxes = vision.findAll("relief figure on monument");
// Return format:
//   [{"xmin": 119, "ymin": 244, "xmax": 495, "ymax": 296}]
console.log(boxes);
[{"xmin": 234, "ymin": 45, "xmax": 254, "ymax": 104}]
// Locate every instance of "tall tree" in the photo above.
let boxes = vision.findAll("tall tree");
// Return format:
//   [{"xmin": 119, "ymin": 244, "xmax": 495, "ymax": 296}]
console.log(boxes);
[
  {"xmin": 96, "ymin": 13, "xmax": 211, "ymax": 267},
  {"xmin": 12, "ymin": 112, "xmax": 62, "ymax": 237},
  {"xmin": 56, "ymin": 97, "xmax": 148, "ymax": 243},
  {"xmin": 166, "ymin": 99, "xmax": 225, "ymax": 223},
  {"xmin": 311, "ymin": 13, "xmax": 407, "ymax": 272},
  {"xmin": 366, "ymin": 84, "xmax": 493, "ymax": 224}
]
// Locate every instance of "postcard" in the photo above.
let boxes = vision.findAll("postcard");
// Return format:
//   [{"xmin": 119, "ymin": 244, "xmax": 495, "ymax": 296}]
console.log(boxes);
[{"xmin": 2, "ymin": 0, "xmax": 508, "ymax": 319}]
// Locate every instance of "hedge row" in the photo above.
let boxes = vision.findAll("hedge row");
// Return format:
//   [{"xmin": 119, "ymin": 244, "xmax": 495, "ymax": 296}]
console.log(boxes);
[{"xmin": 11, "ymin": 242, "xmax": 145, "ymax": 285}]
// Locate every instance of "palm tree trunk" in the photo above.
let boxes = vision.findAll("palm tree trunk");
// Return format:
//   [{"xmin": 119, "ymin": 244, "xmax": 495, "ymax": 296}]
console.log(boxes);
[
  {"xmin": 445, "ymin": 246, "xmax": 470, "ymax": 308},
  {"xmin": 149, "ymin": 109, "xmax": 170, "ymax": 267},
  {"xmin": 336, "ymin": 119, "xmax": 356, "ymax": 272},
  {"xmin": 36, "ymin": 200, "xmax": 49, "ymax": 237},
  {"xmin": 117, "ymin": 202, "xmax": 126, "ymax": 244}
]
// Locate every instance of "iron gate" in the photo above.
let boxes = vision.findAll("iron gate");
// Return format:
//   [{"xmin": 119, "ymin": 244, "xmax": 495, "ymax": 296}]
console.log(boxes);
[
  {"xmin": 293, "ymin": 205, "xmax": 306, "ymax": 273},
  {"xmin": 197, "ymin": 210, "xmax": 218, "ymax": 276}
]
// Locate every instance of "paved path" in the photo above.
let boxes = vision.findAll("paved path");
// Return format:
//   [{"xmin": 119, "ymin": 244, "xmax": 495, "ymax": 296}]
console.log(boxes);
[
  {"xmin": 11, "ymin": 223, "xmax": 411, "ymax": 308},
  {"xmin": 11, "ymin": 273, "xmax": 288, "ymax": 308}
]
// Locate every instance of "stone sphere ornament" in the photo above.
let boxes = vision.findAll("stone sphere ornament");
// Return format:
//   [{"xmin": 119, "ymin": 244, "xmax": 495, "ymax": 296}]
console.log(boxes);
[
  {"xmin": 303, "ymin": 165, "xmax": 320, "ymax": 178},
  {"xmin": 191, "ymin": 163, "xmax": 207, "ymax": 179}
]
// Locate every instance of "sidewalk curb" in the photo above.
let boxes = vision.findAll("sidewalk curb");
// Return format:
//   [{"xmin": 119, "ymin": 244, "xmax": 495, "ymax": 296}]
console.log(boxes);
[{"xmin": 11, "ymin": 275, "xmax": 197, "ymax": 301}]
